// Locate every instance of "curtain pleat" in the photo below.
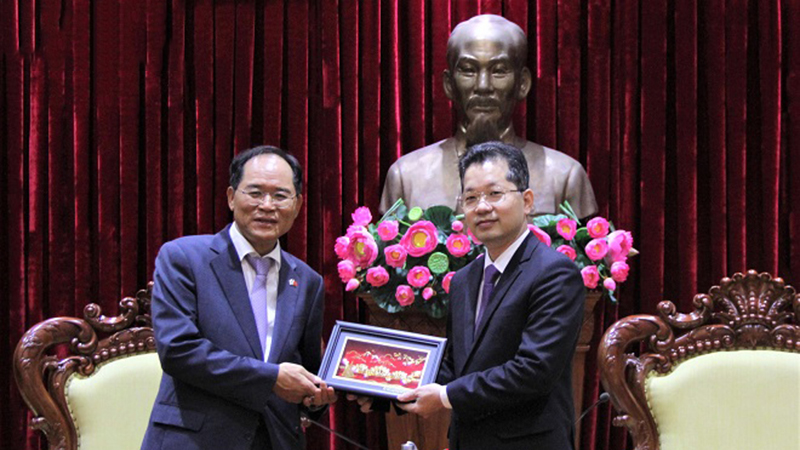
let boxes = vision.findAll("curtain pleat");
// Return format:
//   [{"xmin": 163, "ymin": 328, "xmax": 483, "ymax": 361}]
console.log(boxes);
[{"xmin": 3, "ymin": 2, "xmax": 799, "ymax": 449}]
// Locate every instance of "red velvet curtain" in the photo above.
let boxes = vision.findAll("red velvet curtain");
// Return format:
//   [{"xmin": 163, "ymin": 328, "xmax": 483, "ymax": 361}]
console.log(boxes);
[{"xmin": 3, "ymin": 1, "xmax": 799, "ymax": 449}]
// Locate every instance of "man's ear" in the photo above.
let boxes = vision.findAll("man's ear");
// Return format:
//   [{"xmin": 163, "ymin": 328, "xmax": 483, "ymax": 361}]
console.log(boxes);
[
  {"xmin": 443, "ymin": 69, "xmax": 455, "ymax": 101},
  {"xmin": 522, "ymin": 188, "xmax": 535, "ymax": 215},
  {"xmin": 226, "ymin": 186, "xmax": 235, "ymax": 211},
  {"xmin": 292, "ymin": 194, "xmax": 304, "ymax": 220},
  {"xmin": 516, "ymin": 67, "xmax": 532, "ymax": 100}
]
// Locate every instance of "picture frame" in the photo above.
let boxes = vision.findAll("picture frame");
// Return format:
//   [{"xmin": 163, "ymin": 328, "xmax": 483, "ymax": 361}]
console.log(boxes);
[{"xmin": 318, "ymin": 321, "xmax": 447, "ymax": 400}]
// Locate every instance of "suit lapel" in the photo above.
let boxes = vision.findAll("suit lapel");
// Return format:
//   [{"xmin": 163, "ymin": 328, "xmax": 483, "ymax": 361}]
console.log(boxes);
[
  {"xmin": 209, "ymin": 228, "xmax": 264, "ymax": 360},
  {"xmin": 463, "ymin": 235, "xmax": 538, "ymax": 370},
  {"xmin": 455, "ymin": 258, "xmax": 484, "ymax": 375},
  {"xmin": 267, "ymin": 249, "xmax": 300, "ymax": 363}
]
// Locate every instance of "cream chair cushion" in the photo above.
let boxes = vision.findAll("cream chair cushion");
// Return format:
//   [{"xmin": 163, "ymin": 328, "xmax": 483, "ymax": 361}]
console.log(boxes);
[
  {"xmin": 65, "ymin": 352, "xmax": 162, "ymax": 450},
  {"xmin": 646, "ymin": 350, "xmax": 800, "ymax": 450}
]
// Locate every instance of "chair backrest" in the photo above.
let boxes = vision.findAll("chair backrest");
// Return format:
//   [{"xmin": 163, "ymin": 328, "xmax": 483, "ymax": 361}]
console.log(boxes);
[
  {"xmin": 14, "ymin": 284, "xmax": 162, "ymax": 450},
  {"xmin": 598, "ymin": 271, "xmax": 800, "ymax": 450}
]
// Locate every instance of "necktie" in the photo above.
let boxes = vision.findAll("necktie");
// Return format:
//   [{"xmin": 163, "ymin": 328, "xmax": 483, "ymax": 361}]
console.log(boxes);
[
  {"xmin": 476, "ymin": 264, "xmax": 500, "ymax": 326},
  {"xmin": 245, "ymin": 254, "xmax": 271, "ymax": 354}
]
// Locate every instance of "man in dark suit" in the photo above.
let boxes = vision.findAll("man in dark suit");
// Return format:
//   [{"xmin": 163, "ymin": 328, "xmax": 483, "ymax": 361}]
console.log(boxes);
[
  {"xmin": 142, "ymin": 146, "xmax": 336, "ymax": 450},
  {"xmin": 397, "ymin": 141, "xmax": 585, "ymax": 449}
]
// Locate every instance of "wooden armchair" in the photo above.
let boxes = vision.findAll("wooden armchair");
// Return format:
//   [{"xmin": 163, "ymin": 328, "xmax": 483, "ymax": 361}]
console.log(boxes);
[
  {"xmin": 14, "ymin": 284, "xmax": 162, "ymax": 450},
  {"xmin": 598, "ymin": 271, "xmax": 800, "ymax": 450}
]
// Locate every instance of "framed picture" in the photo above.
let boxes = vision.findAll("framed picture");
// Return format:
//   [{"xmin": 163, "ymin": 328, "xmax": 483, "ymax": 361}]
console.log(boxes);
[{"xmin": 318, "ymin": 321, "xmax": 447, "ymax": 400}]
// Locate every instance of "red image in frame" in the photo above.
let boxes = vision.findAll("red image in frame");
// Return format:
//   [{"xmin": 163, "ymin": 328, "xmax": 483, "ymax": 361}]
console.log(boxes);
[{"xmin": 334, "ymin": 336, "xmax": 429, "ymax": 390}]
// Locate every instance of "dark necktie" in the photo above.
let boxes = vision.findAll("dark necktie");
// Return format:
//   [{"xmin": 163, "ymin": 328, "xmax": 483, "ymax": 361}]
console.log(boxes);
[{"xmin": 476, "ymin": 264, "xmax": 500, "ymax": 326}]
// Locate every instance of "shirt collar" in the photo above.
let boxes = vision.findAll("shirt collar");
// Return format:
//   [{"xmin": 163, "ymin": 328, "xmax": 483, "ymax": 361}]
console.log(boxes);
[
  {"xmin": 484, "ymin": 229, "xmax": 530, "ymax": 274},
  {"xmin": 229, "ymin": 222, "xmax": 282, "ymax": 266}
]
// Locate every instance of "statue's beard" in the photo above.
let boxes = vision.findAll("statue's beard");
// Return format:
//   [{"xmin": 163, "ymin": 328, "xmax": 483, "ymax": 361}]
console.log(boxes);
[{"xmin": 464, "ymin": 115, "xmax": 502, "ymax": 147}]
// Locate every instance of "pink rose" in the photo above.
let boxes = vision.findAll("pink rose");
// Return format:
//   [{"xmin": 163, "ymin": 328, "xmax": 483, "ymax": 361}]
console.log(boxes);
[
  {"xmin": 442, "ymin": 271, "xmax": 455, "ymax": 293},
  {"xmin": 606, "ymin": 230, "xmax": 634, "ymax": 263},
  {"xmin": 351, "ymin": 206, "xmax": 372, "ymax": 226},
  {"xmin": 345, "ymin": 278, "xmax": 360, "ymax": 292},
  {"xmin": 528, "ymin": 224, "xmax": 552, "ymax": 247},
  {"xmin": 407, "ymin": 266, "xmax": 432, "ymax": 288},
  {"xmin": 395, "ymin": 285, "xmax": 415, "ymax": 306},
  {"xmin": 384, "ymin": 244, "xmax": 407, "ymax": 268},
  {"xmin": 366, "ymin": 266, "xmax": 390, "ymax": 287},
  {"xmin": 587, "ymin": 217, "xmax": 610, "ymax": 238},
  {"xmin": 610, "ymin": 261, "xmax": 630, "ymax": 283},
  {"xmin": 446, "ymin": 233, "xmax": 471, "ymax": 257},
  {"xmin": 585, "ymin": 238, "xmax": 609, "ymax": 261},
  {"xmin": 422, "ymin": 287, "xmax": 436, "ymax": 301},
  {"xmin": 581, "ymin": 266, "xmax": 600, "ymax": 289},
  {"xmin": 556, "ymin": 218, "xmax": 577, "ymax": 241},
  {"xmin": 400, "ymin": 221, "xmax": 439, "ymax": 257},
  {"xmin": 337, "ymin": 260, "xmax": 357, "ymax": 282},
  {"xmin": 467, "ymin": 228, "xmax": 482, "ymax": 245},
  {"xmin": 345, "ymin": 227, "xmax": 379, "ymax": 267},
  {"xmin": 334, "ymin": 236, "xmax": 350, "ymax": 259},
  {"xmin": 556, "ymin": 245, "xmax": 577, "ymax": 261},
  {"xmin": 603, "ymin": 278, "xmax": 617, "ymax": 292},
  {"xmin": 376, "ymin": 220, "xmax": 399, "ymax": 241},
  {"xmin": 451, "ymin": 220, "xmax": 464, "ymax": 232}
]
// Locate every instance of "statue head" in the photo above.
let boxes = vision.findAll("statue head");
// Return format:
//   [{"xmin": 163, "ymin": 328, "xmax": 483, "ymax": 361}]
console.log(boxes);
[{"xmin": 444, "ymin": 15, "xmax": 532, "ymax": 143}]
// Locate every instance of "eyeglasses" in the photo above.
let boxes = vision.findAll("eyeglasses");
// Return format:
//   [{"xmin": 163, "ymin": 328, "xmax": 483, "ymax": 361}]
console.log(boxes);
[
  {"xmin": 458, "ymin": 189, "xmax": 522, "ymax": 210},
  {"xmin": 238, "ymin": 189, "xmax": 297, "ymax": 208}
]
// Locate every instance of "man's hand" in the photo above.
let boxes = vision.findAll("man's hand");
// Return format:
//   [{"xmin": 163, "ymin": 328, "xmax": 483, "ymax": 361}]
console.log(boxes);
[
  {"xmin": 396, "ymin": 383, "xmax": 445, "ymax": 418},
  {"xmin": 302, "ymin": 380, "xmax": 338, "ymax": 408},
  {"xmin": 274, "ymin": 363, "xmax": 320, "ymax": 403},
  {"xmin": 346, "ymin": 394, "xmax": 374, "ymax": 413}
]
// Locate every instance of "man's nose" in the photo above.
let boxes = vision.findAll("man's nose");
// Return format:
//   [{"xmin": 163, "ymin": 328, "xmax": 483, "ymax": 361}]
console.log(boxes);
[{"xmin": 476, "ymin": 69, "xmax": 492, "ymax": 92}]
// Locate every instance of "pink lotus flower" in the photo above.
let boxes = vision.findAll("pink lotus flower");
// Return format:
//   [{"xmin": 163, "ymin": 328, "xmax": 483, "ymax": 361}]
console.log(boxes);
[
  {"xmin": 556, "ymin": 245, "xmax": 577, "ymax": 261},
  {"xmin": 603, "ymin": 277, "xmax": 617, "ymax": 292},
  {"xmin": 556, "ymin": 218, "xmax": 578, "ymax": 241},
  {"xmin": 585, "ymin": 238, "xmax": 609, "ymax": 261},
  {"xmin": 400, "ymin": 221, "xmax": 439, "ymax": 257},
  {"xmin": 451, "ymin": 220, "xmax": 464, "ymax": 232},
  {"xmin": 337, "ymin": 260, "xmax": 357, "ymax": 282},
  {"xmin": 351, "ymin": 206, "xmax": 372, "ymax": 226},
  {"xmin": 345, "ymin": 227, "xmax": 379, "ymax": 267},
  {"xmin": 528, "ymin": 224, "xmax": 552, "ymax": 247},
  {"xmin": 407, "ymin": 266, "xmax": 432, "ymax": 288},
  {"xmin": 334, "ymin": 236, "xmax": 350, "ymax": 259},
  {"xmin": 442, "ymin": 271, "xmax": 455, "ymax": 293},
  {"xmin": 587, "ymin": 217, "xmax": 610, "ymax": 238},
  {"xmin": 467, "ymin": 228, "xmax": 482, "ymax": 245},
  {"xmin": 376, "ymin": 220, "xmax": 399, "ymax": 241},
  {"xmin": 366, "ymin": 266, "xmax": 390, "ymax": 287},
  {"xmin": 384, "ymin": 244, "xmax": 407, "ymax": 268},
  {"xmin": 606, "ymin": 230, "xmax": 634, "ymax": 263},
  {"xmin": 581, "ymin": 266, "xmax": 600, "ymax": 289},
  {"xmin": 422, "ymin": 287, "xmax": 436, "ymax": 300},
  {"xmin": 395, "ymin": 285, "xmax": 415, "ymax": 306},
  {"xmin": 610, "ymin": 261, "xmax": 630, "ymax": 282},
  {"xmin": 446, "ymin": 233, "xmax": 471, "ymax": 257},
  {"xmin": 345, "ymin": 278, "xmax": 360, "ymax": 291}
]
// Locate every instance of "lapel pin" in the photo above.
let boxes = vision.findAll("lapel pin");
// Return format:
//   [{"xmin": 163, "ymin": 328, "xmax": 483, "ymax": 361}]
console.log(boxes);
[{"xmin": 289, "ymin": 278, "xmax": 298, "ymax": 287}]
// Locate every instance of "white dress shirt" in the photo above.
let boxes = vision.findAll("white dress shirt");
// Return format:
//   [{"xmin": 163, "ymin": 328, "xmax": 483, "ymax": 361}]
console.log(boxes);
[{"xmin": 229, "ymin": 223, "xmax": 282, "ymax": 362}]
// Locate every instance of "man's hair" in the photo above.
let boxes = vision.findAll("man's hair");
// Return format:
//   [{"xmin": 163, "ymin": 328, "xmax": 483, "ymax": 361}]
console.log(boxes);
[
  {"xmin": 229, "ymin": 145, "xmax": 303, "ymax": 194},
  {"xmin": 446, "ymin": 14, "xmax": 528, "ymax": 71},
  {"xmin": 458, "ymin": 141, "xmax": 529, "ymax": 191}
]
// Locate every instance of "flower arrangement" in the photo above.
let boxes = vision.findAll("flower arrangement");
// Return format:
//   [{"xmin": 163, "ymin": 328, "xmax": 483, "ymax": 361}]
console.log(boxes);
[
  {"xmin": 335, "ymin": 200, "xmax": 636, "ymax": 317},
  {"xmin": 528, "ymin": 202, "xmax": 636, "ymax": 303},
  {"xmin": 335, "ymin": 200, "xmax": 482, "ymax": 318}
]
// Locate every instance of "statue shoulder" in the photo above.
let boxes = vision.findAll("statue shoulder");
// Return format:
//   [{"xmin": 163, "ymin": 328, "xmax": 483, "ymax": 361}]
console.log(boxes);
[{"xmin": 388, "ymin": 139, "xmax": 450, "ymax": 170}]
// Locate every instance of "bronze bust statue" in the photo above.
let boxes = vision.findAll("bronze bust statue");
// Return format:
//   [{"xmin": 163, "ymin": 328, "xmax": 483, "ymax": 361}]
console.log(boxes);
[{"xmin": 380, "ymin": 14, "xmax": 597, "ymax": 219}]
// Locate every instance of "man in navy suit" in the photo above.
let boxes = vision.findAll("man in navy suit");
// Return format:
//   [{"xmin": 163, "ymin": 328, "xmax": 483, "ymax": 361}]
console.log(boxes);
[
  {"xmin": 142, "ymin": 146, "xmax": 336, "ymax": 450},
  {"xmin": 398, "ymin": 141, "xmax": 585, "ymax": 449}
]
